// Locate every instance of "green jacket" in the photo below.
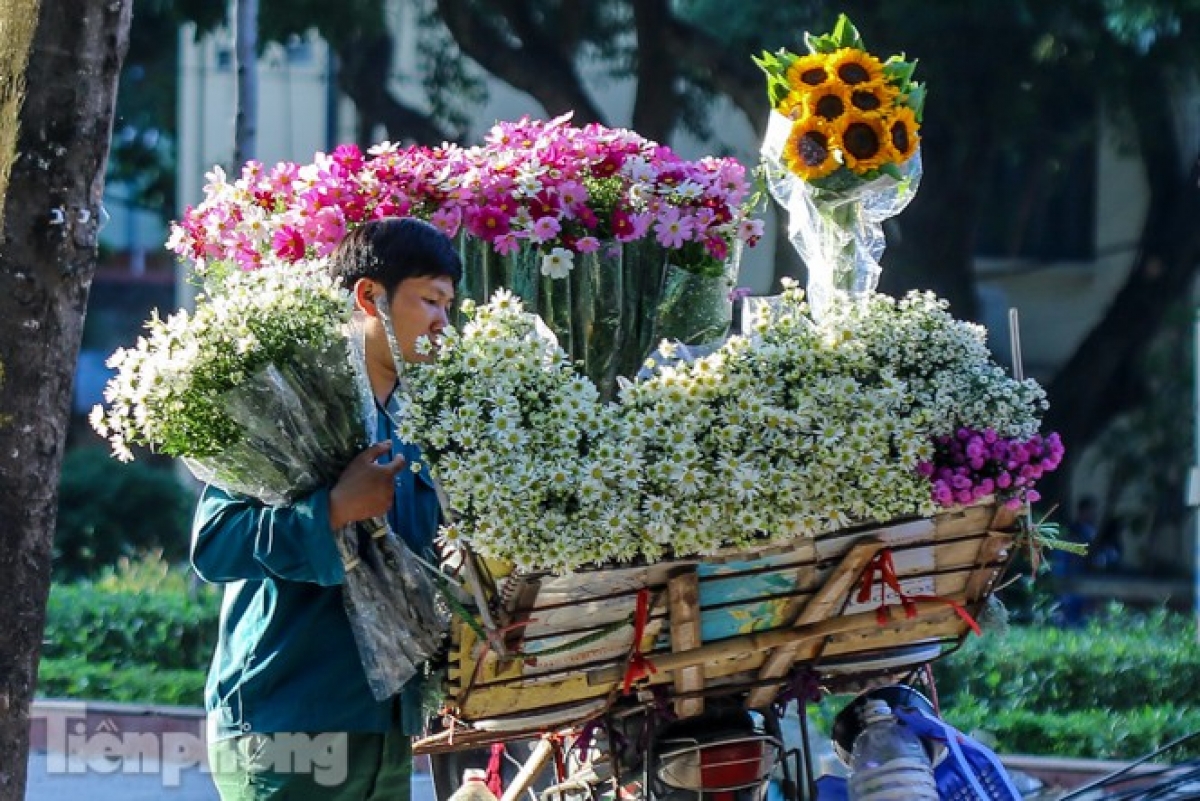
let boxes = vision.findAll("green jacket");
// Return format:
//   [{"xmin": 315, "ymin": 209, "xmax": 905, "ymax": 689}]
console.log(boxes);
[{"xmin": 191, "ymin": 399, "xmax": 440, "ymax": 743}]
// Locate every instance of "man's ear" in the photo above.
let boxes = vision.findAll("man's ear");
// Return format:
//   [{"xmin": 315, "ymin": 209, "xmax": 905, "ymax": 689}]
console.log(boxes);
[{"xmin": 353, "ymin": 279, "xmax": 380, "ymax": 317}]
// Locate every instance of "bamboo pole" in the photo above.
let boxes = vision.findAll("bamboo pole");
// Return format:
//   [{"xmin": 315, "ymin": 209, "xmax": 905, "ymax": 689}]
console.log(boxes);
[
  {"xmin": 744, "ymin": 540, "xmax": 884, "ymax": 708},
  {"xmin": 667, "ymin": 568, "xmax": 705, "ymax": 717},
  {"xmin": 500, "ymin": 737, "xmax": 557, "ymax": 801}
]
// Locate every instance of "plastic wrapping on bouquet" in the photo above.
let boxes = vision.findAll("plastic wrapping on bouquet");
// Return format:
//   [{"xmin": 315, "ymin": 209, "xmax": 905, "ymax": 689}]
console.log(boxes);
[
  {"xmin": 456, "ymin": 235, "xmax": 741, "ymax": 400},
  {"xmin": 760, "ymin": 110, "xmax": 922, "ymax": 322},
  {"xmin": 180, "ymin": 340, "xmax": 449, "ymax": 702}
]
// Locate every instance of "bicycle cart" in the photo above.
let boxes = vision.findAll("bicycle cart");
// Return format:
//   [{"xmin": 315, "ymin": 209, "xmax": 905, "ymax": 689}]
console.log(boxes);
[{"xmin": 416, "ymin": 500, "xmax": 1021, "ymax": 801}]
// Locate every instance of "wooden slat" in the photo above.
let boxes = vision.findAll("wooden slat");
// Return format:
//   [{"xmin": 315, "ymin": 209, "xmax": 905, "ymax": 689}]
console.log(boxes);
[
  {"xmin": 585, "ymin": 595, "xmax": 972, "ymax": 686},
  {"xmin": 744, "ymin": 540, "xmax": 885, "ymax": 708},
  {"xmin": 668, "ymin": 568, "xmax": 704, "ymax": 717},
  {"xmin": 964, "ymin": 531, "xmax": 1015, "ymax": 600}
]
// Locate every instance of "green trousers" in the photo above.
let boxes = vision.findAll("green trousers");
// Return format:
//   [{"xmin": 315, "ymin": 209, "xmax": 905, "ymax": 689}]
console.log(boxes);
[{"xmin": 208, "ymin": 730, "xmax": 412, "ymax": 801}]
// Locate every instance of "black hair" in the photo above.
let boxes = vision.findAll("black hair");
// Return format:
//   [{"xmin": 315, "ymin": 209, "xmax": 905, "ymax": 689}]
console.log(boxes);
[{"xmin": 327, "ymin": 217, "xmax": 462, "ymax": 296}]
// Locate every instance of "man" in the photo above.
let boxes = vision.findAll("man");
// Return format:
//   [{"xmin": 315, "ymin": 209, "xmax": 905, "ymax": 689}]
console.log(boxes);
[{"xmin": 193, "ymin": 217, "xmax": 460, "ymax": 800}]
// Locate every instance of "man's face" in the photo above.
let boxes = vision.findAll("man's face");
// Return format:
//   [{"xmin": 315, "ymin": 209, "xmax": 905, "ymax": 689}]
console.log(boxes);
[{"xmin": 382, "ymin": 275, "xmax": 456, "ymax": 363}]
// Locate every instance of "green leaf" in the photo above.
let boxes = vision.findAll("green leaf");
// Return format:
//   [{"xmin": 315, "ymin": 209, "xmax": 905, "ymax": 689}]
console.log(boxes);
[
  {"xmin": 883, "ymin": 59, "xmax": 917, "ymax": 87},
  {"xmin": 906, "ymin": 83, "xmax": 927, "ymax": 120},
  {"xmin": 879, "ymin": 163, "xmax": 903, "ymax": 180},
  {"xmin": 830, "ymin": 14, "xmax": 865, "ymax": 50}
]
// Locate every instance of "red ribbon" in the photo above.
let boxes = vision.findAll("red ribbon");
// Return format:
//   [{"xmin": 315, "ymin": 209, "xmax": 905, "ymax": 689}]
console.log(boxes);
[
  {"xmin": 857, "ymin": 549, "xmax": 981, "ymax": 636},
  {"xmin": 621, "ymin": 588, "xmax": 657, "ymax": 693},
  {"xmin": 485, "ymin": 742, "xmax": 505, "ymax": 797}
]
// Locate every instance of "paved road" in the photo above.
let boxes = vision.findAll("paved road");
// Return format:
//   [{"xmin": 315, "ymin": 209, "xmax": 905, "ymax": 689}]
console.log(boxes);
[{"xmin": 26, "ymin": 751, "xmax": 437, "ymax": 801}]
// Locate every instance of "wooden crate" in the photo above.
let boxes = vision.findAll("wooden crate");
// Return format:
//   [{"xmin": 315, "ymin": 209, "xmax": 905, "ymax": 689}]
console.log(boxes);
[{"xmin": 416, "ymin": 500, "xmax": 1018, "ymax": 754}]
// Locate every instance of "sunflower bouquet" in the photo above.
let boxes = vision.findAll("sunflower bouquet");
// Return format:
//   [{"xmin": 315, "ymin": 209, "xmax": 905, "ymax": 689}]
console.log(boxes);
[{"xmin": 755, "ymin": 14, "xmax": 924, "ymax": 319}]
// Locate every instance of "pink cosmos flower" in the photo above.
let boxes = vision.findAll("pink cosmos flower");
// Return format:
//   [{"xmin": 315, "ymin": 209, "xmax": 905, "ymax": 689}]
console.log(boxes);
[
  {"xmin": 529, "ymin": 215, "xmax": 562, "ymax": 244},
  {"xmin": 492, "ymin": 233, "xmax": 522, "ymax": 256},
  {"xmin": 465, "ymin": 205, "xmax": 512, "ymax": 241},
  {"xmin": 272, "ymin": 227, "xmax": 306, "ymax": 261},
  {"xmin": 654, "ymin": 207, "xmax": 695, "ymax": 249},
  {"xmin": 430, "ymin": 207, "xmax": 463, "ymax": 238}
]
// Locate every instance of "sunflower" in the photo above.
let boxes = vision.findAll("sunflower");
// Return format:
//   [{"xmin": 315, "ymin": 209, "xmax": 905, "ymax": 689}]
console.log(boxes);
[
  {"xmin": 783, "ymin": 117, "xmax": 839, "ymax": 181},
  {"xmin": 828, "ymin": 48, "xmax": 886, "ymax": 87},
  {"xmin": 848, "ymin": 81, "xmax": 898, "ymax": 114},
  {"xmin": 785, "ymin": 52, "xmax": 832, "ymax": 89},
  {"xmin": 835, "ymin": 111, "xmax": 893, "ymax": 174},
  {"xmin": 803, "ymin": 81, "xmax": 853, "ymax": 124},
  {"xmin": 885, "ymin": 105, "xmax": 921, "ymax": 162}
]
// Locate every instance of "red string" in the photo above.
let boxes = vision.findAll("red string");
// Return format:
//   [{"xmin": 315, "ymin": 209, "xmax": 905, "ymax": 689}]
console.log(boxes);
[
  {"xmin": 485, "ymin": 742, "xmax": 505, "ymax": 797},
  {"xmin": 621, "ymin": 588, "xmax": 656, "ymax": 694},
  {"xmin": 857, "ymin": 549, "xmax": 982, "ymax": 636}
]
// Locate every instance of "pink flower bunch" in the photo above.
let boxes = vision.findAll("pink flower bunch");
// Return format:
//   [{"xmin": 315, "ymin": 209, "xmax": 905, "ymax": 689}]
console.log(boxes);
[
  {"xmin": 918, "ymin": 427, "xmax": 1065, "ymax": 510},
  {"xmin": 167, "ymin": 114, "xmax": 763, "ymax": 277}
]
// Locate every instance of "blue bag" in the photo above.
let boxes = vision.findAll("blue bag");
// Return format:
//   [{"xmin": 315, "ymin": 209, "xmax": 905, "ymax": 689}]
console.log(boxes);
[
  {"xmin": 895, "ymin": 709, "xmax": 1022, "ymax": 801},
  {"xmin": 813, "ymin": 711, "xmax": 1020, "ymax": 800}
]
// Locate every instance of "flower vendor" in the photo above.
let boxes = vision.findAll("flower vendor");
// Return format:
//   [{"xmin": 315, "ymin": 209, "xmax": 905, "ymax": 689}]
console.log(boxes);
[{"xmin": 192, "ymin": 217, "xmax": 460, "ymax": 801}]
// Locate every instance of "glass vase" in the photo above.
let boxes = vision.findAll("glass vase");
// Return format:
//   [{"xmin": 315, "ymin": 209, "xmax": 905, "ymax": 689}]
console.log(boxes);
[{"xmin": 457, "ymin": 236, "xmax": 740, "ymax": 399}]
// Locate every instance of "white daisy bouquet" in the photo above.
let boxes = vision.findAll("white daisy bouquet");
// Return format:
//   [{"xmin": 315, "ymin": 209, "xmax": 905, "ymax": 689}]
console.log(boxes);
[
  {"xmin": 397, "ymin": 283, "xmax": 1061, "ymax": 574},
  {"xmin": 395, "ymin": 290, "xmax": 642, "ymax": 573},
  {"xmin": 90, "ymin": 261, "xmax": 447, "ymax": 700},
  {"xmin": 624, "ymin": 282, "xmax": 1058, "ymax": 557},
  {"xmin": 623, "ymin": 281, "xmax": 933, "ymax": 558}
]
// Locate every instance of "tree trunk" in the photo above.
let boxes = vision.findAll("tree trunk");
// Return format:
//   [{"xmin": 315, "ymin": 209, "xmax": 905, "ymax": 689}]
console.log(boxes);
[
  {"xmin": 630, "ymin": 0, "xmax": 678, "ymax": 143},
  {"xmin": 1040, "ymin": 154, "xmax": 1200, "ymax": 511},
  {"xmin": 0, "ymin": 2, "xmax": 131, "ymax": 798},
  {"xmin": 1040, "ymin": 57, "xmax": 1200, "ymax": 512},
  {"xmin": 234, "ymin": 0, "xmax": 259, "ymax": 165}
]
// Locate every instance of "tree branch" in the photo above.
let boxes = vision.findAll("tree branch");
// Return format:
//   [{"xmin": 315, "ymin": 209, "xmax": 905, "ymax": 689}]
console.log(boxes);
[
  {"xmin": 336, "ymin": 33, "xmax": 456, "ymax": 146},
  {"xmin": 662, "ymin": 15, "xmax": 764, "ymax": 134},
  {"xmin": 436, "ymin": 0, "xmax": 605, "ymax": 123}
]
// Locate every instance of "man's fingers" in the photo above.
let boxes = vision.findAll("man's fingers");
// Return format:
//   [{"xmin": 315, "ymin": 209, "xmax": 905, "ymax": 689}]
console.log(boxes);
[
  {"xmin": 383, "ymin": 454, "xmax": 407, "ymax": 474},
  {"xmin": 362, "ymin": 440, "xmax": 393, "ymax": 461}
]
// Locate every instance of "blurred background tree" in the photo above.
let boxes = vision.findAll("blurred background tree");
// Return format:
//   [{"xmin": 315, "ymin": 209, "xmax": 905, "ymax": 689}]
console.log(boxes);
[{"xmin": 98, "ymin": 0, "xmax": 1200, "ymax": 560}]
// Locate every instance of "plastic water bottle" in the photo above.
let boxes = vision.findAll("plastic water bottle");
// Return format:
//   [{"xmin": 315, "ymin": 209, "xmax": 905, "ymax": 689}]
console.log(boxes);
[
  {"xmin": 847, "ymin": 699, "xmax": 938, "ymax": 801},
  {"xmin": 447, "ymin": 769, "xmax": 500, "ymax": 801}
]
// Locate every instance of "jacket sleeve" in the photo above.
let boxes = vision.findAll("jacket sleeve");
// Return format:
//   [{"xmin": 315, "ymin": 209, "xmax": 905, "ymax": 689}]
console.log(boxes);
[{"xmin": 191, "ymin": 485, "xmax": 346, "ymax": 586}]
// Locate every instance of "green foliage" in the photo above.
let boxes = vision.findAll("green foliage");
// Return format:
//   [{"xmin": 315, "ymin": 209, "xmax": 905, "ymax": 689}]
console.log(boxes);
[
  {"xmin": 803, "ymin": 13, "xmax": 865, "ymax": 53},
  {"xmin": 41, "ymin": 557, "xmax": 219, "ymax": 671},
  {"xmin": 38, "ymin": 555, "xmax": 218, "ymax": 705},
  {"xmin": 933, "ymin": 607, "xmax": 1200, "ymax": 759},
  {"xmin": 944, "ymin": 699, "xmax": 1200, "ymax": 760},
  {"xmin": 54, "ymin": 447, "xmax": 194, "ymax": 581},
  {"xmin": 37, "ymin": 657, "xmax": 206, "ymax": 707}
]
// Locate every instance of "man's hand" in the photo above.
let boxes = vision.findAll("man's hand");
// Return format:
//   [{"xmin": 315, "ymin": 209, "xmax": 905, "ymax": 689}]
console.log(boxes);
[{"xmin": 328, "ymin": 441, "xmax": 406, "ymax": 530}]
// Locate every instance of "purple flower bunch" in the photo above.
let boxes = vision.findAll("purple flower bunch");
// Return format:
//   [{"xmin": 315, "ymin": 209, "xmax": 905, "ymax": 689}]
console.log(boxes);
[
  {"xmin": 168, "ymin": 113, "xmax": 763, "ymax": 277},
  {"xmin": 918, "ymin": 427, "xmax": 1065, "ymax": 509}
]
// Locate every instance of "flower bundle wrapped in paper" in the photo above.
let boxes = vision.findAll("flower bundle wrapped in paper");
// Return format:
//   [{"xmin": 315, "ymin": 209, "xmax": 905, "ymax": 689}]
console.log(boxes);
[
  {"xmin": 90, "ymin": 262, "xmax": 448, "ymax": 699},
  {"xmin": 756, "ymin": 14, "xmax": 923, "ymax": 319},
  {"xmin": 166, "ymin": 115, "xmax": 763, "ymax": 398}
]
